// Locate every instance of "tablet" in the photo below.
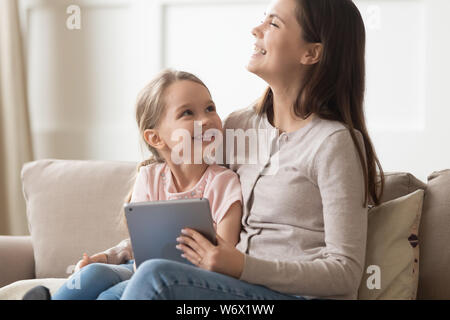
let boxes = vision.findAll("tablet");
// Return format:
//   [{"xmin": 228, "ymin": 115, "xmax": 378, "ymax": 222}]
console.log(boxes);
[{"xmin": 124, "ymin": 198, "xmax": 217, "ymax": 268}]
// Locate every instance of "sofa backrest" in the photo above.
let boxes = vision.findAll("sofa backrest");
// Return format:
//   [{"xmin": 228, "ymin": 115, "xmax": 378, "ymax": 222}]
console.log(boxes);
[
  {"xmin": 21, "ymin": 159, "xmax": 450, "ymax": 299},
  {"xmin": 21, "ymin": 159, "xmax": 136, "ymax": 279},
  {"xmin": 417, "ymin": 169, "xmax": 450, "ymax": 299}
]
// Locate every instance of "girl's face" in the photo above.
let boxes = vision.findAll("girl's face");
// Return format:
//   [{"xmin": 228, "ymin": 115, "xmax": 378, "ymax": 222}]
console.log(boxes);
[
  {"xmin": 148, "ymin": 80, "xmax": 223, "ymax": 163},
  {"xmin": 247, "ymin": 0, "xmax": 310, "ymax": 83}
]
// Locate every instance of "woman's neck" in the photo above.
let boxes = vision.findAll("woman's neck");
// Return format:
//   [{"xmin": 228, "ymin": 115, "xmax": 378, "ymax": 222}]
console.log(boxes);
[
  {"xmin": 269, "ymin": 77, "xmax": 314, "ymax": 134},
  {"xmin": 165, "ymin": 161, "xmax": 209, "ymax": 193}
]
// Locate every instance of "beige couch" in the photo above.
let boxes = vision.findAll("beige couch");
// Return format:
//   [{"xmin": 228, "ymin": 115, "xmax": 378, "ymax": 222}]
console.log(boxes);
[{"xmin": 0, "ymin": 159, "xmax": 449, "ymax": 299}]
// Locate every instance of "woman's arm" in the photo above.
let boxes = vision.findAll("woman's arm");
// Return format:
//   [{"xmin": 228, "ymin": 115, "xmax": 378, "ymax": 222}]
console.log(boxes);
[
  {"xmin": 237, "ymin": 130, "xmax": 369, "ymax": 298},
  {"xmin": 215, "ymin": 201, "xmax": 242, "ymax": 246}
]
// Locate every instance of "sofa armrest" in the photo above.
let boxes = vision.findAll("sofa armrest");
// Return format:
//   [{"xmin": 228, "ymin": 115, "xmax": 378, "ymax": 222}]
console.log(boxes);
[{"xmin": 0, "ymin": 236, "xmax": 35, "ymax": 288}]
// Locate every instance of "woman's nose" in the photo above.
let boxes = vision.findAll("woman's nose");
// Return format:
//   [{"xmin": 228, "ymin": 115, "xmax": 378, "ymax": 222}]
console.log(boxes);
[{"xmin": 251, "ymin": 23, "xmax": 263, "ymax": 39}]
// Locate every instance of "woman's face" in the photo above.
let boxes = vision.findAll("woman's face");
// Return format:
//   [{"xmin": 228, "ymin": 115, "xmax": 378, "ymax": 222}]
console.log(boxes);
[{"xmin": 247, "ymin": 0, "xmax": 308, "ymax": 83}]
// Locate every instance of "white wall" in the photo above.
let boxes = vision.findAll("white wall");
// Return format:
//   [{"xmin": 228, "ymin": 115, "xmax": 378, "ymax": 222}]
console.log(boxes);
[
  {"xmin": 19, "ymin": 0, "xmax": 450, "ymax": 182},
  {"xmin": 355, "ymin": 0, "xmax": 450, "ymax": 182}
]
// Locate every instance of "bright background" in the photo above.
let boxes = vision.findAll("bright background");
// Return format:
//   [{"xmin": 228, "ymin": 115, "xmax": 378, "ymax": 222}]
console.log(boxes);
[{"xmin": 18, "ymin": 0, "xmax": 450, "ymax": 182}]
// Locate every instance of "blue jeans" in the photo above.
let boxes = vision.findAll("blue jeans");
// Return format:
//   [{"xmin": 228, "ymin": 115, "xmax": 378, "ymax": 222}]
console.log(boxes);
[
  {"xmin": 120, "ymin": 259, "xmax": 306, "ymax": 300},
  {"xmin": 52, "ymin": 260, "xmax": 134, "ymax": 300}
]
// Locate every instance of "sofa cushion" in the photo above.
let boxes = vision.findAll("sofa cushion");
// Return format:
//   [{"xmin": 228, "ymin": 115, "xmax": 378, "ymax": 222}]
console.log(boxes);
[
  {"xmin": 417, "ymin": 169, "xmax": 450, "ymax": 299},
  {"xmin": 370, "ymin": 172, "xmax": 427, "ymax": 206},
  {"xmin": 21, "ymin": 159, "xmax": 137, "ymax": 279},
  {"xmin": 358, "ymin": 189, "xmax": 424, "ymax": 300},
  {"xmin": 0, "ymin": 278, "xmax": 66, "ymax": 300}
]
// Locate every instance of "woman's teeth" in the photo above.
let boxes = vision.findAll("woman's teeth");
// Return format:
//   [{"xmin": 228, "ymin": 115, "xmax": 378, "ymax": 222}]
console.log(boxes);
[{"xmin": 254, "ymin": 46, "xmax": 267, "ymax": 55}]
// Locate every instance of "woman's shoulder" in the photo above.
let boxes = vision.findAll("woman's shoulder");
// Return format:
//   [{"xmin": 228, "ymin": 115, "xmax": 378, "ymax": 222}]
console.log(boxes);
[
  {"xmin": 309, "ymin": 118, "xmax": 365, "ymax": 164},
  {"xmin": 222, "ymin": 102, "xmax": 259, "ymax": 131},
  {"xmin": 312, "ymin": 117, "xmax": 363, "ymax": 145}
]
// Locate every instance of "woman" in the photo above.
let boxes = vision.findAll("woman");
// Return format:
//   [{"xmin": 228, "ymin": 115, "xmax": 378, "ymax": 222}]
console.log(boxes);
[{"xmin": 119, "ymin": 0, "xmax": 385, "ymax": 300}]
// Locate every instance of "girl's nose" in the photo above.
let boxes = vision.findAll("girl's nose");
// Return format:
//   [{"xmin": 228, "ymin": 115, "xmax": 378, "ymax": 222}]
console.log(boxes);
[
  {"xmin": 200, "ymin": 117, "xmax": 212, "ymax": 128},
  {"xmin": 197, "ymin": 115, "xmax": 212, "ymax": 128}
]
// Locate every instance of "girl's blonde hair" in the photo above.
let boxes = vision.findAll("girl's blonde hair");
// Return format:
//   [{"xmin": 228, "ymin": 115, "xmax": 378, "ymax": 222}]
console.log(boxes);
[{"xmin": 124, "ymin": 68, "xmax": 210, "ymax": 204}]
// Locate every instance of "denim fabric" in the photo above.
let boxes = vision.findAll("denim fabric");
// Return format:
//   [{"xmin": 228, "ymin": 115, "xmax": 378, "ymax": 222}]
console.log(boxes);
[
  {"xmin": 52, "ymin": 260, "xmax": 134, "ymax": 300},
  {"xmin": 120, "ymin": 259, "xmax": 306, "ymax": 300}
]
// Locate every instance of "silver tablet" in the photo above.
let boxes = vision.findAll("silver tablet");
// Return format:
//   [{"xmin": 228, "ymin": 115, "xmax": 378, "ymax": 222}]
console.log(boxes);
[{"xmin": 124, "ymin": 198, "xmax": 216, "ymax": 268}]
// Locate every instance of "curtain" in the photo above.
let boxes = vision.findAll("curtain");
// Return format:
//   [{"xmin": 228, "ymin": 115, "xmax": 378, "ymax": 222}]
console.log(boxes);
[{"xmin": 0, "ymin": 0, "xmax": 34, "ymax": 235}]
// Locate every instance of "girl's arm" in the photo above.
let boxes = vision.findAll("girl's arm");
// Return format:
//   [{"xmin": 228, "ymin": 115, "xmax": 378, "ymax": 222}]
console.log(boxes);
[{"xmin": 215, "ymin": 201, "xmax": 242, "ymax": 246}]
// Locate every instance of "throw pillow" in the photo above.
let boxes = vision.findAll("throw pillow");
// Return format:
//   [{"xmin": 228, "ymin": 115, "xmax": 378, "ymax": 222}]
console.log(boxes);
[{"xmin": 358, "ymin": 189, "xmax": 424, "ymax": 299}]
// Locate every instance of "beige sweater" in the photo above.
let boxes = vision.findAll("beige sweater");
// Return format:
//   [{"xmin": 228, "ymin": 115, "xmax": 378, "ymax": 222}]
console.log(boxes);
[{"xmin": 103, "ymin": 105, "xmax": 368, "ymax": 300}]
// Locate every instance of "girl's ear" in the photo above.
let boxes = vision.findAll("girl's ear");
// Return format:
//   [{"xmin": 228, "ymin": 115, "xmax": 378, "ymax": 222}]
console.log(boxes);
[
  {"xmin": 143, "ymin": 129, "xmax": 165, "ymax": 150},
  {"xmin": 300, "ymin": 43, "xmax": 323, "ymax": 66}
]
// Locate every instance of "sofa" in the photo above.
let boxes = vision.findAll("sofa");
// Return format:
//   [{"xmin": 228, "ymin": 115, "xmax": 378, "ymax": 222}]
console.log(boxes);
[{"xmin": 0, "ymin": 159, "xmax": 449, "ymax": 300}]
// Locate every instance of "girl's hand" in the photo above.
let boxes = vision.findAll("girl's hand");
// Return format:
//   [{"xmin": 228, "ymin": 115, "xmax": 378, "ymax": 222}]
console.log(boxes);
[
  {"xmin": 74, "ymin": 252, "xmax": 107, "ymax": 273},
  {"xmin": 176, "ymin": 228, "xmax": 245, "ymax": 279}
]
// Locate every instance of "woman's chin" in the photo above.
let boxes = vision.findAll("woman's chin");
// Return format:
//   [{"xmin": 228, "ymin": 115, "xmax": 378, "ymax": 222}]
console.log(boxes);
[{"xmin": 246, "ymin": 62, "xmax": 262, "ymax": 77}]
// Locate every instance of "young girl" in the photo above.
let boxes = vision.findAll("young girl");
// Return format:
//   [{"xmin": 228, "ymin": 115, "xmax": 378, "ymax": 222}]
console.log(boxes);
[{"xmin": 24, "ymin": 69, "xmax": 243, "ymax": 300}]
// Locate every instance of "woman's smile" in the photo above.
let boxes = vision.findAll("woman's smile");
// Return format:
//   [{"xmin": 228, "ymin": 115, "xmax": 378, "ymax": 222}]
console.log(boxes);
[{"xmin": 252, "ymin": 44, "xmax": 267, "ymax": 58}]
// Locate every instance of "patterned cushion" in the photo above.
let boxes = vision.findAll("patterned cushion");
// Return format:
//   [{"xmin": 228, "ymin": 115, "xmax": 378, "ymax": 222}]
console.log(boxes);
[{"xmin": 358, "ymin": 189, "xmax": 424, "ymax": 299}]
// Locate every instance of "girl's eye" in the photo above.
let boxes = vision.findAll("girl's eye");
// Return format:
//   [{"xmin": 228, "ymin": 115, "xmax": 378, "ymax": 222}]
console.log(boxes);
[
  {"xmin": 181, "ymin": 110, "xmax": 193, "ymax": 117},
  {"xmin": 206, "ymin": 105, "xmax": 216, "ymax": 112}
]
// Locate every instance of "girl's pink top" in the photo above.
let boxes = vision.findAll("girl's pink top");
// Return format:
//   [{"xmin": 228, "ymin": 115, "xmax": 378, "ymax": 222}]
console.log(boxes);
[{"xmin": 130, "ymin": 162, "xmax": 242, "ymax": 224}]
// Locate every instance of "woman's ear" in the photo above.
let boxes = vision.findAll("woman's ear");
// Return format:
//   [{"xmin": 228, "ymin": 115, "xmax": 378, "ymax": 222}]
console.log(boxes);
[
  {"xmin": 300, "ymin": 43, "xmax": 323, "ymax": 65},
  {"xmin": 143, "ymin": 129, "xmax": 165, "ymax": 150}
]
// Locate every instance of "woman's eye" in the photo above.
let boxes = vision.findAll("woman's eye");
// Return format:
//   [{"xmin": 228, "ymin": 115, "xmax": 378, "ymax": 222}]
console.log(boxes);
[
  {"xmin": 206, "ymin": 105, "xmax": 216, "ymax": 112},
  {"xmin": 270, "ymin": 22, "xmax": 279, "ymax": 28}
]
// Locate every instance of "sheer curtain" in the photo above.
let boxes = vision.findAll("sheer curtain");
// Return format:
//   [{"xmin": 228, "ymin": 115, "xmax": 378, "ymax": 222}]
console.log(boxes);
[{"xmin": 0, "ymin": 0, "xmax": 33, "ymax": 235}]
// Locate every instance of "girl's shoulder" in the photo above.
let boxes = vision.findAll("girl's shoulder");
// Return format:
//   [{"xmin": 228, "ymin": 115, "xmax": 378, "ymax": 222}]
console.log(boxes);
[
  {"xmin": 138, "ymin": 161, "xmax": 166, "ymax": 178},
  {"xmin": 206, "ymin": 164, "xmax": 240, "ymax": 183}
]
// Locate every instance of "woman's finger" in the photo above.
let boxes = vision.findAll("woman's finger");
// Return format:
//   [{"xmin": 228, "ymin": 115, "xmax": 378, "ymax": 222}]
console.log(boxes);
[
  {"xmin": 181, "ymin": 228, "xmax": 215, "ymax": 250},
  {"xmin": 176, "ymin": 243, "xmax": 202, "ymax": 266},
  {"xmin": 177, "ymin": 235, "xmax": 205, "ymax": 255}
]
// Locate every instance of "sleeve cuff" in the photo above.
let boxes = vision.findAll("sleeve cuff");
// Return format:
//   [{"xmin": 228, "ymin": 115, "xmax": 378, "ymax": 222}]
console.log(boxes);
[{"xmin": 238, "ymin": 253, "xmax": 274, "ymax": 283}]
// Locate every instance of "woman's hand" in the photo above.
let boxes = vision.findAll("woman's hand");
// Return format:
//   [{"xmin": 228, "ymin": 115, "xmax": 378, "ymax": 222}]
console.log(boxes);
[
  {"xmin": 176, "ymin": 228, "xmax": 245, "ymax": 279},
  {"xmin": 74, "ymin": 252, "xmax": 107, "ymax": 273}
]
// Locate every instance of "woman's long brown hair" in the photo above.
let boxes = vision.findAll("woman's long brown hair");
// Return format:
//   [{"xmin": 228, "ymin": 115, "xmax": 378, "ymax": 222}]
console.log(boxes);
[{"xmin": 257, "ymin": 0, "xmax": 384, "ymax": 207}]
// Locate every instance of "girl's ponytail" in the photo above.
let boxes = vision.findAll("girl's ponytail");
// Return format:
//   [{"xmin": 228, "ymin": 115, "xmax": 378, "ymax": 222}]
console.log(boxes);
[
  {"xmin": 124, "ymin": 157, "xmax": 159, "ymax": 204},
  {"xmin": 118, "ymin": 156, "xmax": 160, "ymax": 229}
]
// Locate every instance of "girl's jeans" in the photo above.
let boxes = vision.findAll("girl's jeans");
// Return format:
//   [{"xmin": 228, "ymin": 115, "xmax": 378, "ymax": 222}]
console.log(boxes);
[
  {"xmin": 52, "ymin": 260, "xmax": 134, "ymax": 300},
  {"xmin": 53, "ymin": 259, "xmax": 307, "ymax": 300}
]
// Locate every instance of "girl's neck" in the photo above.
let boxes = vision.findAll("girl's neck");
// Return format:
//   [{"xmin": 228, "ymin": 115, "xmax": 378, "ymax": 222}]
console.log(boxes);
[{"xmin": 165, "ymin": 161, "xmax": 209, "ymax": 193}]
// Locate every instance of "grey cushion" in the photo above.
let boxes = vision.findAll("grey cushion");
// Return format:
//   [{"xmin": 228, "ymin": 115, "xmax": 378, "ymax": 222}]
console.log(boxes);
[{"xmin": 417, "ymin": 169, "xmax": 450, "ymax": 299}]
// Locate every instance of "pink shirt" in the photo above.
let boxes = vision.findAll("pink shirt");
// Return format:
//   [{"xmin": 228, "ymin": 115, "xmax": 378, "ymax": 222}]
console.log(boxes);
[{"xmin": 130, "ymin": 162, "xmax": 242, "ymax": 224}]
